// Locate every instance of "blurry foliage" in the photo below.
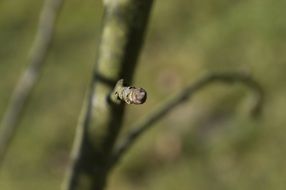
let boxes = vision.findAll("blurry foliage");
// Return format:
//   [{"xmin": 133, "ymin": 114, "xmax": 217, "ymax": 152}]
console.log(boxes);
[{"xmin": 0, "ymin": 0, "xmax": 286, "ymax": 190}]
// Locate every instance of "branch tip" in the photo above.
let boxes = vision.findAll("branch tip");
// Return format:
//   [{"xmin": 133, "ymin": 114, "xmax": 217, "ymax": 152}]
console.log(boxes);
[{"xmin": 111, "ymin": 79, "xmax": 147, "ymax": 105}]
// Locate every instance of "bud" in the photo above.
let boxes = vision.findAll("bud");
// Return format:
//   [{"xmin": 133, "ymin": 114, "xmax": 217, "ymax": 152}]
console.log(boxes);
[
  {"xmin": 113, "ymin": 79, "xmax": 147, "ymax": 105},
  {"xmin": 124, "ymin": 87, "xmax": 147, "ymax": 104}
]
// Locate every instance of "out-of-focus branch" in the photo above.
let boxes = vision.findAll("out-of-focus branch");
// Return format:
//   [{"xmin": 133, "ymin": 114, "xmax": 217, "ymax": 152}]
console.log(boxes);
[
  {"xmin": 0, "ymin": 0, "xmax": 64, "ymax": 164},
  {"xmin": 110, "ymin": 72, "xmax": 264, "ymax": 167}
]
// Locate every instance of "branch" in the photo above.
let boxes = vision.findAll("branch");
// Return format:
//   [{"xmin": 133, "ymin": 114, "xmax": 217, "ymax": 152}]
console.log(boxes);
[
  {"xmin": 62, "ymin": 1, "xmax": 153, "ymax": 190},
  {"xmin": 0, "ymin": 0, "xmax": 64, "ymax": 164},
  {"xmin": 110, "ymin": 72, "xmax": 264, "ymax": 167}
]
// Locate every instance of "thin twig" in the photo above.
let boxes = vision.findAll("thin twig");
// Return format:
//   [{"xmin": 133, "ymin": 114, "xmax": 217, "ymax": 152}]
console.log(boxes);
[
  {"xmin": 0, "ymin": 0, "xmax": 64, "ymax": 164},
  {"xmin": 110, "ymin": 72, "xmax": 264, "ymax": 167}
]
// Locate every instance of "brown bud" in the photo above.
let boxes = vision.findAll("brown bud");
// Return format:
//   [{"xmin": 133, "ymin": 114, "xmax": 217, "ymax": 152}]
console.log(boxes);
[
  {"xmin": 129, "ymin": 87, "xmax": 147, "ymax": 104},
  {"xmin": 112, "ymin": 79, "xmax": 147, "ymax": 105}
]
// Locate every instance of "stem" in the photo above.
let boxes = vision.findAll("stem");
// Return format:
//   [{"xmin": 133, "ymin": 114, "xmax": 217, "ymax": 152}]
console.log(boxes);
[{"xmin": 62, "ymin": 1, "xmax": 153, "ymax": 190}]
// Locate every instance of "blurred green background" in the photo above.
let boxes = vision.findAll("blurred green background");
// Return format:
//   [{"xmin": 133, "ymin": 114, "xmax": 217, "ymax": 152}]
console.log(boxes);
[{"xmin": 1, "ymin": 0, "xmax": 286, "ymax": 189}]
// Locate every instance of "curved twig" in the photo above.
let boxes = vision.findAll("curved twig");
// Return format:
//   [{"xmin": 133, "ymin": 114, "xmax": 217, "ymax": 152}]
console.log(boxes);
[
  {"xmin": 110, "ymin": 72, "xmax": 264, "ymax": 167},
  {"xmin": 0, "ymin": 0, "xmax": 64, "ymax": 164}
]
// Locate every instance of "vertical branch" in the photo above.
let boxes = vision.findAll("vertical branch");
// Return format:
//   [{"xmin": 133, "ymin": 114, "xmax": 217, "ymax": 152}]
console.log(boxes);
[
  {"xmin": 62, "ymin": 0, "xmax": 153, "ymax": 190},
  {"xmin": 0, "ymin": 0, "xmax": 64, "ymax": 164}
]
